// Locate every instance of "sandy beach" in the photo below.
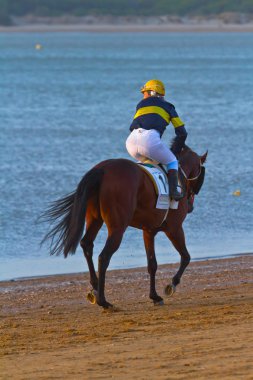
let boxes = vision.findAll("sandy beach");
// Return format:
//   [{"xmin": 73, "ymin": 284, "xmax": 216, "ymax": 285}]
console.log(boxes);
[
  {"xmin": 1, "ymin": 255, "xmax": 252, "ymax": 379},
  {"xmin": 1, "ymin": 23, "xmax": 253, "ymax": 33}
]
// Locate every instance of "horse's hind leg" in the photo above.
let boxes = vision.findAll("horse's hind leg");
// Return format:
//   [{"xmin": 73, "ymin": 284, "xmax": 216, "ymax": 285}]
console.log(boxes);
[
  {"xmin": 143, "ymin": 230, "xmax": 164, "ymax": 305},
  {"xmin": 80, "ymin": 217, "xmax": 103, "ymax": 291},
  {"xmin": 164, "ymin": 227, "xmax": 190, "ymax": 295},
  {"xmin": 96, "ymin": 228, "xmax": 125, "ymax": 308}
]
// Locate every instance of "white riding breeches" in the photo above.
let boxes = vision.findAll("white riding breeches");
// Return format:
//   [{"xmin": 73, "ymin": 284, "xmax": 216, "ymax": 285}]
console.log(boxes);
[{"xmin": 126, "ymin": 128, "xmax": 176, "ymax": 165}]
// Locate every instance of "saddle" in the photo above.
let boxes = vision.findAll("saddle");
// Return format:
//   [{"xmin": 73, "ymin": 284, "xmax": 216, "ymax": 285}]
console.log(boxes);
[{"xmin": 138, "ymin": 160, "xmax": 180, "ymax": 210}]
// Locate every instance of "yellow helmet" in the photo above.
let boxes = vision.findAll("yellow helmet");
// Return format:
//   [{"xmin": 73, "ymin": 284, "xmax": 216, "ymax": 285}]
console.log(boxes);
[{"xmin": 140, "ymin": 79, "xmax": 165, "ymax": 96}]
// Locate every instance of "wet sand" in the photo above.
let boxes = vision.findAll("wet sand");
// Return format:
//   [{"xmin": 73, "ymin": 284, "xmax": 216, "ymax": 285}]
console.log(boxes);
[{"xmin": 1, "ymin": 255, "xmax": 253, "ymax": 379}]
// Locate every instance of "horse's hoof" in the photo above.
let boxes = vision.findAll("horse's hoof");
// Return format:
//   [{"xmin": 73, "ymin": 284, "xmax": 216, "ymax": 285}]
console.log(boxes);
[
  {"xmin": 164, "ymin": 284, "xmax": 176, "ymax": 297},
  {"xmin": 86, "ymin": 289, "xmax": 97, "ymax": 305},
  {"xmin": 101, "ymin": 302, "xmax": 117, "ymax": 312},
  {"xmin": 154, "ymin": 300, "xmax": 164, "ymax": 306}
]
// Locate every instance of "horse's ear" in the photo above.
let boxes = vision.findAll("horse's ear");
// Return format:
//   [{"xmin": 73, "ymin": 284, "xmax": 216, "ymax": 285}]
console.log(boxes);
[{"xmin": 200, "ymin": 150, "xmax": 208, "ymax": 164}]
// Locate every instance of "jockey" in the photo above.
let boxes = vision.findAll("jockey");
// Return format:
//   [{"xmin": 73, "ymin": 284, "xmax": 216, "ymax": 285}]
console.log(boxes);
[{"xmin": 126, "ymin": 79, "xmax": 187, "ymax": 201}]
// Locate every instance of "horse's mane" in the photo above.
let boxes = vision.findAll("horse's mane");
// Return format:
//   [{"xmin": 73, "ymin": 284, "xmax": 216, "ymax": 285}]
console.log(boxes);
[
  {"xmin": 170, "ymin": 138, "xmax": 192, "ymax": 155},
  {"xmin": 170, "ymin": 138, "xmax": 208, "ymax": 166}
]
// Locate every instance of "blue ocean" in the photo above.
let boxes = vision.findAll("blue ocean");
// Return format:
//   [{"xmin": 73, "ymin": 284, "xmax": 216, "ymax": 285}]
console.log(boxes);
[{"xmin": 1, "ymin": 32, "xmax": 252, "ymax": 281}]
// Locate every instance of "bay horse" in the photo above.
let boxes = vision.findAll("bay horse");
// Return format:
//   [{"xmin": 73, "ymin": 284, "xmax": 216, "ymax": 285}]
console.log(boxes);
[{"xmin": 41, "ymin": 144, "xmax": 207, "ymax": 309}]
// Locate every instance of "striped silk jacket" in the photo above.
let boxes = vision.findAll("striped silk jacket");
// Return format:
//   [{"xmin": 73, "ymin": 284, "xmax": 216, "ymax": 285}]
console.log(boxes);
[{"xmin": 130, "ymin": 96, "xmax": 186, "ymax": 138}]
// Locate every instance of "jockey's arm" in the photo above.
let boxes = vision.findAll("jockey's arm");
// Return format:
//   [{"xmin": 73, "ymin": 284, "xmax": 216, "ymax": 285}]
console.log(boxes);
[
  {"xmin": 169, "ymin": 108, "xmax": 188, "ymax": 156},
  {"xmin": 173, "ymin": 125, "xmax": 188, "ymax": 155}
]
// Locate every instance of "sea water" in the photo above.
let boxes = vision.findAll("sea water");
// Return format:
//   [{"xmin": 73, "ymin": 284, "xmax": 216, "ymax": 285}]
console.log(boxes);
[{"xmin": 0, "ymin": 32, "xmax": 252, "ymax": 280}]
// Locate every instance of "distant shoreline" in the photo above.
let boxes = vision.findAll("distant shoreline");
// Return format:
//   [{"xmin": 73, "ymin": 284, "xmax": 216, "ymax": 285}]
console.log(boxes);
[
  {"xmin": 2, "ymin": 23, "xmax": 253, "ymax": 33},
  {"xmin": 2, "ymin": 12, "xmax": 253, "ymax": 33}
]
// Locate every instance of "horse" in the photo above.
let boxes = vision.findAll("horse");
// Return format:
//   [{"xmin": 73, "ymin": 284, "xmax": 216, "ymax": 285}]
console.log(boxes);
[{"xmin": 41, "ymin": 143, "xmax": 207, "ymax": 309}]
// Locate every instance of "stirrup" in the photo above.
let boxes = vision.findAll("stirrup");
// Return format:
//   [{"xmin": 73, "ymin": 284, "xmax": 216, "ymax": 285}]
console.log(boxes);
[
  {"xmin": 170, "ymin": 193, "xmax": 184, "ymax": 201},
  {"xmin": 170, "ymin": 186, "xmax": 184, "ymax": 201}
]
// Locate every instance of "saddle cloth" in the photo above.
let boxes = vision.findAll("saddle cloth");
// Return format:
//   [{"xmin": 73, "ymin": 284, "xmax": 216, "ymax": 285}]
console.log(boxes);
[{"xmin": 138, "ymin": 162, "xmax": 179, "ymax": 210}]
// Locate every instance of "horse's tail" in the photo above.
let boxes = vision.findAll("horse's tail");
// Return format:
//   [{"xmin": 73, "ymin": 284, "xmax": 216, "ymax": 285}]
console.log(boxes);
[{"xmin": 40, "ymin": 167, "xmax": 104, "ymax": 257}]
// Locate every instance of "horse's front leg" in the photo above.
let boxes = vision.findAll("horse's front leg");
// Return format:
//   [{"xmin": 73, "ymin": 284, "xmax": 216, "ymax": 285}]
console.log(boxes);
[
  {"xmin": 164, "ymin": 227, "xmax": 190, "ymax": 295},
  {"xmin": 143, "ymin": 230, "xmax": 164, "ymax": 305}
]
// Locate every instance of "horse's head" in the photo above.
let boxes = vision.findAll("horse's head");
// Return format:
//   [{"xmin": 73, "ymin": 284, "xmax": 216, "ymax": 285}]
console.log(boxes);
[{"xmin": 178, "ymin": 145, "xmax": 208, "ymax": 213}]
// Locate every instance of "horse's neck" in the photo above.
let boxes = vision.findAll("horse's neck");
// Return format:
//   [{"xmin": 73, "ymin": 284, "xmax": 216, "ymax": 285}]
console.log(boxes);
[
  {"xmin": 179, "ymin": 149, "xmax": 196, "ymax": 178},
  {"xmin": 179, "ymin": 161, "xmax": 191, "ymax": 178}
]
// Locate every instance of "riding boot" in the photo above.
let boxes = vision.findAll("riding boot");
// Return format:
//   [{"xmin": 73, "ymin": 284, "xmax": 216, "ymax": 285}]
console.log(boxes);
[{"xmin": 167, "ymin": 169, "xmax": 184, "ymax": 201}]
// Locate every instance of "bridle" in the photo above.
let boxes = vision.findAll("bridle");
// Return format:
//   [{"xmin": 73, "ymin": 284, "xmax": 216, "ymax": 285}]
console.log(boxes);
[
  {"xmin": 179, "ymin": 160, "xmax": 205, "ymax": 199},
  {"xmin": 179, "ymin": 161, "xmax": 203, "ymax": 182}
]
